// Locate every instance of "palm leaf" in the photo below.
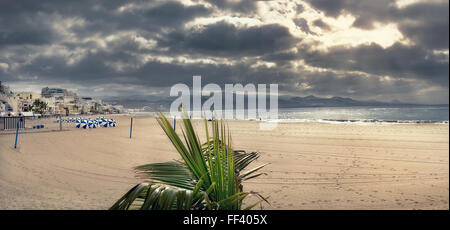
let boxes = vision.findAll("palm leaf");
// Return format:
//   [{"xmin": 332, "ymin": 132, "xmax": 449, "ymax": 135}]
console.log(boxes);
[
  {"xmin": 135, "ymin": 162, "xmax": 196, "ymax": 190},
  {"xmin": 111, "ymin": 110, "xmax": 268, "ymax": 210},
  {"xmin": 110, "ymin": 182, "xmax": 208, "ymax": 210}
]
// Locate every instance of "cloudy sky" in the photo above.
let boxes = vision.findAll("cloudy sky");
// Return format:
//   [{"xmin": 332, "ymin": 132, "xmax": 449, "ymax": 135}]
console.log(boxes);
[{"xmin": 0, "ymin": 0, "xmax": 448, "ymax": 104}]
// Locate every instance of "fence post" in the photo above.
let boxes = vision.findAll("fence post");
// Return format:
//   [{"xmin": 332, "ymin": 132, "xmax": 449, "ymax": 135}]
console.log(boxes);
[
  {"xmin": 174, "ymin": 116, "xmax": 176, "ymax": 130},
  {"xmin": 130, "ymin": 117, "xmax": 133, "ymax": 139},
  {"xmin": 59, "ymin": 114, "xmax": 62, "ymax": 131},
  {"xmin": 14, "ymin": 118, "xmax": 21, "ymax": 148}
]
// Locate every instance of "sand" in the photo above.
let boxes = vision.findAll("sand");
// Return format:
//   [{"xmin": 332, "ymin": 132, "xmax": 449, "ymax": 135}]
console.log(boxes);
[{"xmin": 0, "ymin": 115, "xmax": 448, "ymax": 209}]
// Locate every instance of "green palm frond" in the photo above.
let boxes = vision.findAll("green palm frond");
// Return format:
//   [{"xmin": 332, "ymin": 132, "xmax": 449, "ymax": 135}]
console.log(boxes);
[
  {"xmin": 110, "ymin": 180, "xmax": 209, "ymax": 210},
  {"xmin": 135, "ymin": 162, "xmax": 196, "ymax": 190},
  {"xmin": 110, "ymin": 110, "xmax": 268, "ymax": 210}
]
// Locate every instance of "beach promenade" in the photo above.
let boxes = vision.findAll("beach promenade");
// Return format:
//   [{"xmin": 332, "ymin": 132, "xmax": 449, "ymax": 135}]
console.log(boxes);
[{"xmin": 0, "ymin": 115, "xmax": 448, "ymax": 209}]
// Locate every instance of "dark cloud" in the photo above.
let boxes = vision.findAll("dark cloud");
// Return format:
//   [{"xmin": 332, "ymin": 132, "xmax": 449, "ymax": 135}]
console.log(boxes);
[
  {"xmin": 0, "ymin": 0, "xmax": 212, "ymax": 45},
  {"xmin": 397, "ymin": 2, "xmax": 449, "ymax": 50},
  {"xmin": 205, "ymin": 0, "xmax": 257, "ymax": 14},
  {"xmin": 0, "ymin": 0, "xmax": 448, "ymax": 104},
  {"xmin": 305, "ymin": 0, "xmax": 347, "ymax": 17},
  {"xmin": 0, "ymin": 25, "xmax": 56, "ymax": 47},
  {"xmin": 300, "ymin": 42, "xmax": 449, "ymax": 85},
  {"xmin": 296, "ymin": 3, "xmax": 304, "ymax": 14},
  {"xmin": 6, "ymin": 49, "xmax": 291, "ymax": 89},
  {"xmin": 157, "ymin": 21, "xmax": 299, "ymax": 57},
  {"xmin": 293, "ymin": 18, "xmax": 317, "ymax": 35},
  {"xmin": 0, "ymin": 1, "xmax": 61, "ymax": 47},
  {"xmin": 312, "ymin": 19, "xmax": 331, "ymax": 31},
  {"xmin": 142, "ymin": 1, "xmax": 212, "ymax": 27}
]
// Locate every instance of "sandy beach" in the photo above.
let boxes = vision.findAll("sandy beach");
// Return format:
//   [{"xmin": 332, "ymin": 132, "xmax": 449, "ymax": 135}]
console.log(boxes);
[{"xmin": 0, "ymin": 115, "xmax": 448, "ymax": 210}]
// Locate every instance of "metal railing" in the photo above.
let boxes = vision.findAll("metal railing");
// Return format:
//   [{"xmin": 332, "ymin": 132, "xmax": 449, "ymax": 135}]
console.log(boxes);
[{"xmin": 0, "ymin": 116, "xmax": 26, "ymax": 130}]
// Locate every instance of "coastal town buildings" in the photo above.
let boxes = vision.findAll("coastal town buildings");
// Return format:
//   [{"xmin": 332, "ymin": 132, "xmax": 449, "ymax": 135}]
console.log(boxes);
[
  {"xmin": 0, "ymin": 81, "xmax": 18, "ymax": 113},
  {"xmin": 41, "ymin": 87, "xmax": 68, "ymax": 98},
  {"xmin": 1, "ymin": 82, "xmax": 123, "ymax": 115},
  {"xmin": 16, "ymin": 92, "xmax": 41, "ymax": 112}
]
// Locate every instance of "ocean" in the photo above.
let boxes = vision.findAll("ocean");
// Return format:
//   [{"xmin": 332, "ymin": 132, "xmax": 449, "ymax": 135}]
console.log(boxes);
[
  {"xmin": 132, "ymin": 106, "xmax": 449, "ymax": 124},
  {"xmin": 275, "ymin": 106, "xmax": 449, "ymax": 123}
]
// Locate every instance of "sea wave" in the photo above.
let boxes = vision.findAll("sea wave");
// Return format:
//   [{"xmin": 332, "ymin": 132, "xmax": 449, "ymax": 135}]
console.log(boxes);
[{"xmin": 264, "ymin": 118, "xmax": 449, "ymax": 124}]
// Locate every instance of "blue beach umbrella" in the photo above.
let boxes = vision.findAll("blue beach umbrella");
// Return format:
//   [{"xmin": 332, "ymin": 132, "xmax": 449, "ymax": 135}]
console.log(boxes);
[{"xmin": 80, "ymin": 119, "xmax": 87, "ymax": 129}]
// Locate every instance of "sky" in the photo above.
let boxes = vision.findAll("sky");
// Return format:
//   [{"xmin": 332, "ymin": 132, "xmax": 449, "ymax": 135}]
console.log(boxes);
[{"xmin": 0, "ymin": 0, "xmax": 448, "ymax": 104}]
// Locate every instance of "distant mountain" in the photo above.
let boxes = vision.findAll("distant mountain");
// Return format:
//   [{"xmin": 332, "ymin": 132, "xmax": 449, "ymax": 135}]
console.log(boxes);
[
  {"xmin": 101, "ymin": 95, "xmax": 173, "ymax": 111},
  {"xmin": 102, "ymin": 94, "xmax": 448, "ymax": 111},
  {"xmin": 278, "ymin": 95, "xmax": 415, "ymax": 108}
]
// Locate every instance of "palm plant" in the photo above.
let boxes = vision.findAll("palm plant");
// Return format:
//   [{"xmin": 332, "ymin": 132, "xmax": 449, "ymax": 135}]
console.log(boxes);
[
  {"xmin": 110, "ymin": 110, "xmax": 268, "ymax": 210},
  {"xmin": 31, "ymin": 99, "xmax": 47, "ymax": 115}
]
